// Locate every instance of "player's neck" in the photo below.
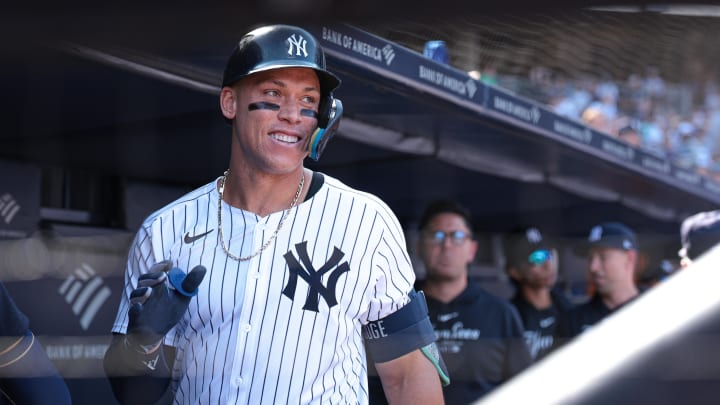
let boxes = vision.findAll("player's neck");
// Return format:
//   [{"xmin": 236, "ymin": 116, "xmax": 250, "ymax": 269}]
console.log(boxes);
[
  {"xmin": 521, "ymin": 285, "xmax": 552, "ymax": 310},
  {"xmin": 220, "ymin": 166, "xmax": 309, "ymax": 217},
  {"xmin": 424, "ymin": 275, "xmax": 467, "ymax": 304},
  {"xmin": 602, "ymin": 284, "xmax": 639, "ymax": 310}
]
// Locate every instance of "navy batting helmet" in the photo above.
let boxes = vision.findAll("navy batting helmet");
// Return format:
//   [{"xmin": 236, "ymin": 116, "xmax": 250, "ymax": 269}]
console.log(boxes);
[
  {"xmin": 223, "ymin": 25, "xmax": 340, "ymax": 93},
  {"xmin": 222, "ymin": 24, "xmax": 342, "ymax": 160}
]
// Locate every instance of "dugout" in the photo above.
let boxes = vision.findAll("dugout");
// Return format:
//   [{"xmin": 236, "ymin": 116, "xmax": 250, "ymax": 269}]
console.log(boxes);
[{"xmin": 1, "ymin": 13, "xmax": 720, "ymax": 404}]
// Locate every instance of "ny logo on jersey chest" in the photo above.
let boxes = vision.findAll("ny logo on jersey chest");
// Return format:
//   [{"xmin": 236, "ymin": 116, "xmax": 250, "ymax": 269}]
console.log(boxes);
[{"xmin": 282, "ymin": 242, "xmax": 349, "ymax": 312}]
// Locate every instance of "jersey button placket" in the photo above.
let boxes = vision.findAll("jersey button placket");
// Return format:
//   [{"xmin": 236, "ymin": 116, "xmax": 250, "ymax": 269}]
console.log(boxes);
[{"xmin": 228, "ymin": 258, "xmax": 261, "ymax": 403}]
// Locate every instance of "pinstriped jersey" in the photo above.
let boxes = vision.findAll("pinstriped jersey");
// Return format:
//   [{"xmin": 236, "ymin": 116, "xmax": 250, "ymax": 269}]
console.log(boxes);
[{"xmin": 111, "ymin": 173, "xmax": 415, "ymax": 404}]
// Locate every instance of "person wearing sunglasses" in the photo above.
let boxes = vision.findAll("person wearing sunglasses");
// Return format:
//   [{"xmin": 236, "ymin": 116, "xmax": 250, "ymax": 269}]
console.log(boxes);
[
  {"xmin": 504, "ymin": 227, "xmax": 573, "ymax": 361},
  {"xmin": 555, "ymin": 222, "xmax": 640, "ymax": 345},
  {"xmin": 414, "ymin": 200, "xmax": 531, "ymax": 404}
]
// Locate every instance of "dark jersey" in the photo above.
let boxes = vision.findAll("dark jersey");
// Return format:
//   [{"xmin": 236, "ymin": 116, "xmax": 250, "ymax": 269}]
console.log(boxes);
[
  {"xmin": 555, "ymin": 293, "xmax": 612, "ymax": 345},
  {"xmin": 0, "ymin": 282, "xmax": 28, "ymax": 337},
  {"xmin": 555, "ymin": 292, "xmax": 642, "ymax": 347},
  {"xmin": 421, "ymin": 279, "xmax": 532, "ymax": 405},
  {"xmin": 0, "ymin": 282, "xmax": 71, "ymax": 405},
  {"xmin": 511, "ymin": 288, "xmax": 574, "ymax": 361}
]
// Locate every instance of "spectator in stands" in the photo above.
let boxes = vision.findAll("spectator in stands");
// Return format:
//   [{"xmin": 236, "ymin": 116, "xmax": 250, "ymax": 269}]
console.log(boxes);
[
  {"xmin": 504, "ymin": 227, "xmax": 573, "ymax": 361},
  {"xmin": 588, "ymin": 77, "xmax": 619, "ymax": 123},
  {"xmin": 643, "ymin": 66, "xmax": 666, "ymax": 100},
  {"xmin": 468, "ymin": 63, "xmax": 499, "ymax": 86},
  {"xmin": 679, "ymin": 210, "xmax": 720, "ymax": 268},
  {"xmin": 0, "ymin": 281, "xmax": 72, "ymax": 404},
  {"xmin": 373, "ymin": 200, "xmax": 531, "ymax": 404},
  {"xmin": 670, "ymin": 121, "xmax": 714, "ymax": 173},
  {"xmin": 555, "ymin": 222, "xmax": 640, "ymax": 341},
  {"xmin": 618, "ymin": 124, "xmax": 642, "ymax": 147},
  {"xmin": 581, "ymin": 105, "xmax": 612, "ymax": 134}
]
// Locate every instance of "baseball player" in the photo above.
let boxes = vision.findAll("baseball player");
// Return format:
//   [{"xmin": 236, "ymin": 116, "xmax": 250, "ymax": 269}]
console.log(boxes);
[
  {"xmin": 0, "ymin": 281, "xmax": 72, "ymax": 404},
  {"xmin": 555, "ymin": 222, "xmax": 640, "ymax": 342},
  {"xmin": 103, "ymin": 25, "xmax": 446, "ymax": 404},
  {"xmin": 504, "ymin": 227, "xmax": 573, "ymax": 361}
]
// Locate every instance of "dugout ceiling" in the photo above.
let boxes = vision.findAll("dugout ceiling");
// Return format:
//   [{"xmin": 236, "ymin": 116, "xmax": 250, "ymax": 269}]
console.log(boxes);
[{"xmin": 1, "ymin": 12, "xmax": 719, "ymax": 245}]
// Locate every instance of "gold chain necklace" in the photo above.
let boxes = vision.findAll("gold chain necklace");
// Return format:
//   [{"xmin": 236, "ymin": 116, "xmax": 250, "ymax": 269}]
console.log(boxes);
[{"xmin": 217, "ymin": 169, "xmax": 305, "ymax": 262}]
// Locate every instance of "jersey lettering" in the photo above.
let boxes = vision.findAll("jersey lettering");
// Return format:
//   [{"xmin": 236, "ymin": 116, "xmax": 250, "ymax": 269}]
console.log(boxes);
[{"xmin": 362, "ymin": 320, "xmax": 387, "ymax": 339}]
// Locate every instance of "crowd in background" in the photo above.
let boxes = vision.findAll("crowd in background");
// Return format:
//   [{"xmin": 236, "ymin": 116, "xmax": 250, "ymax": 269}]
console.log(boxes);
[{"xmin": 484, "ymin": 65, "xmax": 720, "ymax": 179}]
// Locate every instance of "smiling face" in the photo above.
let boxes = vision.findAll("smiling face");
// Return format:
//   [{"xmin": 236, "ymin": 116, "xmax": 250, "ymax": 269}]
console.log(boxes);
[{"xmin": 220, "ymin": 67, "xmax": 321, "ymax": 175}]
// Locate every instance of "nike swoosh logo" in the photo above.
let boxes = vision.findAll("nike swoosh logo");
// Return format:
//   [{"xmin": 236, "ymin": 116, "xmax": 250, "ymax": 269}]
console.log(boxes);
[
  {"xmin": 539, "ymin": 316, "xmax": 556, "ymax": 328},
  {"xmin": 184, "ymin": 229, "xmax": 214, "ymax": 244},
  {"xmin": 437, "ymin": 312, "xmax": 459, "ymax": 322}
]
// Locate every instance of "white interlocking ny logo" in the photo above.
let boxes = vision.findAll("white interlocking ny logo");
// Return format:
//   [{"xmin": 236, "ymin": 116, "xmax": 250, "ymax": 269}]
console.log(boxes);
[
  {"xmin": 58, "ymin": 263, "xmax": 112, "ymax": 330},
  {"xmin": 589, "ymin": 226, "xmax": 603, "ymax": 242},
  {"xmin": 287, "ymin": 34, "xmax": 308, "ymax": 57},
  {"xmin": 0, "ymin": 193, "xmax": 20, "ymax": 224}
]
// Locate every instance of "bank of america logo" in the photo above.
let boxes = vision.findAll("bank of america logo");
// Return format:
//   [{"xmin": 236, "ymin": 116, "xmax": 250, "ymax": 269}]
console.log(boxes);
[
  {"xmin": 382, "ymin": 44, "xmax": 395, "ymax": 66},
  {"xmin": 58, "ymin": 264, "xmax": 112, "ymax": 330},
  {"xmin": 0, "ymin": 193, "xmax": 20, "ymax": 224}
]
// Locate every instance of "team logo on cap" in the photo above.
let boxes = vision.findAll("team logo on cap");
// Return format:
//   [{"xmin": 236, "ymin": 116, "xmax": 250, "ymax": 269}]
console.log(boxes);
[
  {"xmin": 623, "ymin": 239, "xmax": 633, "ymax": 249},
  {"xmin": 287, "ymin": 34, "xmax": 308, "ymax": 57},
  {"xmin": 589, "ymin": 225, "xmax": 603, "ymax": 242},
  {"xmin": 526, "ymin": 228, "xmax": 542, "ymax": 244}
]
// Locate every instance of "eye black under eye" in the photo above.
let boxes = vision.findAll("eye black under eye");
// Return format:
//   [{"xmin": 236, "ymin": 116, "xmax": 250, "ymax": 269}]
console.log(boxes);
[
  {"xmin": 248, "ymin": 102, "xmax": 280, "ymax": 111},
  {"xmin": 301, "ymin": 109, "xmax": 318, "ymax": 118}
]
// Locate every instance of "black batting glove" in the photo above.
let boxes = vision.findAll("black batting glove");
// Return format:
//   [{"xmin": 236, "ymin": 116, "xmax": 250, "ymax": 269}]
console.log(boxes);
[{"xmin": 126, "ymin": 261, "xmax": 206, "ymax": 347}]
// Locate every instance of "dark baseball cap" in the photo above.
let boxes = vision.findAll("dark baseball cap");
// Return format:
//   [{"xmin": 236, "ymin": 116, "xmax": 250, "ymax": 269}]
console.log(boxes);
[
  {"xmin": 504, "ymin": 227, "xmax": 552, "ymax": 267},
  {"xmin": 679, "ymin": 210, "xmax": 720, "ymax": 260},
  {"xmin": 575, "ymin": 222, "xmax": 637, "ymax": 256}
]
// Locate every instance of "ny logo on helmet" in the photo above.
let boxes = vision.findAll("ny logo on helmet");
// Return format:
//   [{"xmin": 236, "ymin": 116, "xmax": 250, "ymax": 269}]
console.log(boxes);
[{"xmin": 287, "ymin": 34, "xmax": 308, "ymax": 57}]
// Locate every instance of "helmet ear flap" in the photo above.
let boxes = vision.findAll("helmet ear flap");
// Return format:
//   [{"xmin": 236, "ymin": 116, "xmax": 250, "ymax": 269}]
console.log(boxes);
[
  {"xmin": 317, "ymin": 93, "xmax": 334, "ymax": 129},
  {"xmin": 308, "ymin": 95, "xmax": 343, "ymax": 161}
]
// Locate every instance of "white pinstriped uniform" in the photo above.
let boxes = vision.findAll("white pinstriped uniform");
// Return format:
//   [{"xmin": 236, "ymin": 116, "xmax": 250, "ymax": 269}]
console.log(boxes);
[{"xmin": 111, "ymin": 173, "xmax": 415, "ymax": 404}]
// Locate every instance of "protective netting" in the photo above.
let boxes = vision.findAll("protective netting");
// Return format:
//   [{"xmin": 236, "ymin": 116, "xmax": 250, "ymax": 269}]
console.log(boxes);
[{"xmin": 358, "ymin": 9, "xmax": 720, "ymax": 177}]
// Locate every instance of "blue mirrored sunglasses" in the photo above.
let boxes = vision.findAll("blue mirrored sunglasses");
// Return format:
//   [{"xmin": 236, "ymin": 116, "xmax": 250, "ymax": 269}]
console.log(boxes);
[
  {"xmin": 426, "ymin": 230, "xmax": 470, "ymax": 245},
  {"xmin": 528, "ymin": 249, "xmax": 552, "ymax": 265}
]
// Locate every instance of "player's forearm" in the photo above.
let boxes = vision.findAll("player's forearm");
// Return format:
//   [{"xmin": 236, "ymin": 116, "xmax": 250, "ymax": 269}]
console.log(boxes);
[
  {"xmin": 103, "ymin": 334, "xmax": 172, "ymax": 405},
  {"xmin": 377, "ymin": 350, "xmax": 445, "ymax": 405},
  {"xmin": 383, "ymin": 373, "xmax": 444, "ymax": 404}
]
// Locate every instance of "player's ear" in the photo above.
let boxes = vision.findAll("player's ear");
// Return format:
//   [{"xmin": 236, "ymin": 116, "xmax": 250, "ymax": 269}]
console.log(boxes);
[
  {"xmin": 220, "ymin": 86, "xmax": 238, "ymax": 121},
  {"xmin": 506, "ymin": 265, "xmax": 521, "ymax": 281},
  {"xmin": 465, "ymin": 239, "xmax": 478, "ymax": 265}
]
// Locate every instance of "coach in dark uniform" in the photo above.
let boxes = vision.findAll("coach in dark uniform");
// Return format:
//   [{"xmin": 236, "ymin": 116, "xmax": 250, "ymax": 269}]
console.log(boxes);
[
  {"xmin": 416, "ymin": 200, "xmax": 531, "ymax": 404},
  {"xmin": 555, "ymin": 222, "xmax": 640, "ymax": 343},
  {"xmin": 505, "ymin": 227, "xmax": 573, "ymax": 361}
]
